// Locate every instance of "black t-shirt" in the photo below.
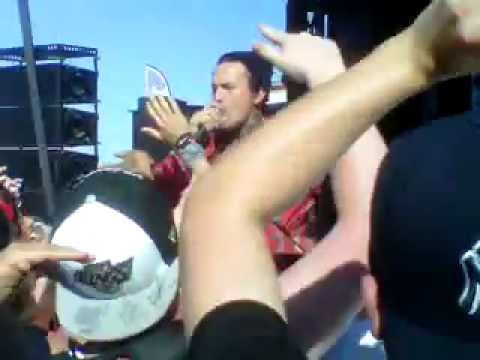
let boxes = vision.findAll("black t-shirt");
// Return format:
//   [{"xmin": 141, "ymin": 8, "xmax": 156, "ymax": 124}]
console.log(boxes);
[
  {"xmin": 370, "ymin": 111, "xmax": 480, "ymax": 340},
  {"xmin": 188, "ymin": 300, "xmax": 306, "ymax": 360},
  {"xmin": 23, "ymin": 326, "xmax": 51, "ymax": 360},
  {"xmin": 0, "ymin": 307, "xmax": 50, "ymax": 360}
]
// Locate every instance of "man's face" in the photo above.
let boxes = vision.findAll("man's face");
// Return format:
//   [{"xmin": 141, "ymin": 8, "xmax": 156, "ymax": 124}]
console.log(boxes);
[{"xmin": 211, "ymin": 61, "xmax": 265, "ymax": 131}]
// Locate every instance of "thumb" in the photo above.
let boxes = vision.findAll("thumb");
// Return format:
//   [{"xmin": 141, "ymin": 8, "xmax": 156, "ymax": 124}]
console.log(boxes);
[{"xmin": 258, "ymin": 24, "xmax": 287, "ymax": 46}]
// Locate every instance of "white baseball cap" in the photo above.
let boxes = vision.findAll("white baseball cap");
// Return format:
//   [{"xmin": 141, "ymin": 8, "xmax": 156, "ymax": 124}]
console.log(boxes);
[{"xmin": 51, "ymin": 169, "xmax": 178, "ymax": 342}]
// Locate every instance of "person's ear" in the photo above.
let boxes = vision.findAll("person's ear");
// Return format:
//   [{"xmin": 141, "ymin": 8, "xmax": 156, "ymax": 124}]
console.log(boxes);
[{"xmin": 253, "ymin": 88, "xmax": 267, "ymax": 106}]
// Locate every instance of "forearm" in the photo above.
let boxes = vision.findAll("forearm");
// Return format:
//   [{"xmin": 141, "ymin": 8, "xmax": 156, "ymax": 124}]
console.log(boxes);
[
  {"xmin": 280, "ymin": 128, "xmax": 386, "ymax": 354},
  {"xmin": 330, "ymin": 127, "xmax": 387, "ymax": 223},
  {"xmin": 280, "ymin": 221, "xmax": 369, "ymax": 355}
]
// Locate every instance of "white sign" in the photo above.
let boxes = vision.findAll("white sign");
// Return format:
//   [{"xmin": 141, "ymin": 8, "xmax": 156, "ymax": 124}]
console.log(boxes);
[{"xmin": 144, "ymin": 64, "xmax": 172, "ymax": 98}]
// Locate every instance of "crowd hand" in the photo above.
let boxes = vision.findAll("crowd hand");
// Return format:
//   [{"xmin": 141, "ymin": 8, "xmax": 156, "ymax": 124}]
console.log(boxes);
[
  {"xmin": 0, "ymin": 242, "xmax": 91, "ymax": 303},
  {"xmin": 114, "ymin": 150, "xmax": 155, "ymax": 180},
  {"xmin": 189, "ymin": 105, "xmax": 223, "ymax": 133},
  {"xmin": 142, "ymin": 96, "xmax": 190, "ymax": 148},
  {"xmin": 409, "ymin": 0, "xmax": 480, "ymax": 82},
  {"xmin": 0, "ymin": 166, "xmax": 7, "ymax": 182},
  {"xmin": 27, "ymin": 222, "xmax": 51, "ymax": 244},
  {"xmin": 0, "ymin": 166, "xmax": 23, "ymax": 200},
  {"xmin": 47, "ymin": 327, "xmax": 70, "ymax": 355},
  {"xmin": 253, "ymin": 24, "xmax": 346, "ymax": 88}
]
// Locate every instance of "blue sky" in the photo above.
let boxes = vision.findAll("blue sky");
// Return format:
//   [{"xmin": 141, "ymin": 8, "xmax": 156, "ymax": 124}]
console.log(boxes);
[{"xmin": 0, "ymin": 0, "xmax": 285, "ymax": 163}]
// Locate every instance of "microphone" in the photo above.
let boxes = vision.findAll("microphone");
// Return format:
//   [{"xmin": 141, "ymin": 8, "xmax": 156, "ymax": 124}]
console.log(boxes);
[{"xmin": 189, "ymin": 105, "xmax": 224, "ymax": 133}]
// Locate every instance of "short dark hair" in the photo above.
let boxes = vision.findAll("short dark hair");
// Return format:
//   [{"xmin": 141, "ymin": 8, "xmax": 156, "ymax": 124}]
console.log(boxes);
[
  {"xmin": 217, "ymin": 51, "xmax": 273, "ymax": 94},
  {"xmin": 0, "ymin": 305, "xmax": 30, "ymax": 360}
]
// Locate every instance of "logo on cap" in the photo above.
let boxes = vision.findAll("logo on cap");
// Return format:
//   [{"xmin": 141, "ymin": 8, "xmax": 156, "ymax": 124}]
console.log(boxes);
[{"xmin": 74, "ymin": 258, "xmax": 133, "ymax": 295}]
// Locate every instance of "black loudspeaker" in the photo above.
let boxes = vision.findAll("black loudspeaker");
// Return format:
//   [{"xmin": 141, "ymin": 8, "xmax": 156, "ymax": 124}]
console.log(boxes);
[
  {"xmin": 0, "ymin": 150, "xmax": 97, "ymax": 190},
  {"xmin": 0, "ymin": 107, "xmax": 97, "ymax": 146},
  {"xmin": 0, "ymin": 64, "xmax": 97, "ymax": 106}
]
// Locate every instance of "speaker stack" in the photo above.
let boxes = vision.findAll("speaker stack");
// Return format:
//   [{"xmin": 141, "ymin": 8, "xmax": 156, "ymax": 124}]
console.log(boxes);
[{"xmin": 0, "ymin": 44, "xmax": 99, "ymax": 217}]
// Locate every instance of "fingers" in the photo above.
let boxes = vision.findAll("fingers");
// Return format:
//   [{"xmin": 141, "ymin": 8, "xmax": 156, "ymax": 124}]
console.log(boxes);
[
  {"xmin": 7, "ymin": 242, "xmax": 93, "ymax": 267},
  {"xmin": 146, "ymin": 100, "xmax": 165, "ymax": 128},
  {"xmin": 166, "ymin": 96, "xmax": 181, "ymax": 114},
  {"xmin": 141, "ymin": 127, "xmax": 164, "ymax": 142},
  {"xmin": 461, "ymin": 14, "xmax": 480, "ymax": 43},
  {"xmin": 152, "ymin": 96, "xmax": 173, "ymax": 115},
  {"xmin": 156, "ymin": 96, "xmax": 170, "ymax": 115},
  {"xmin": 258, "ymin": 24, "xmax": 287, "ymax": 46},
  {"xmin": 0, "ymin": 167, "xmax": 7, "ymax": 183},
  {"xmin": 147, "ymin": 95, "xmax": 182, "ymax": 123},
  {"xmin": 30, "ymin": 245, "xmax": 92, "ymax": 266},
  {"xmin": 254, "ymin": 24, "xmax": 290, "ymax": 70},
  {"xmin": 253, "ymin": 43, "xmax": 289, "ymax": 71},
  {"xmin": 190, "ymin": 109, "xmax": 219, "ymax": 128}
]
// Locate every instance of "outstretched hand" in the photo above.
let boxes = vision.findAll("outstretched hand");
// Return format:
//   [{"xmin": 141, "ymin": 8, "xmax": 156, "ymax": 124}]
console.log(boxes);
[
  {"xmin": 142, "ymin": 96, "xmax": 190, "ymax": 148},
  {"xmin": 114, "ymin": 150, "xmax": 155, "ymax": 180},
  {"xmin": 253, "ymin": 24, "xmax": 345, "ymax": 87},
  {"xmin": 0, "ymin": 242, "xmax": 91, "ymax": 303}
]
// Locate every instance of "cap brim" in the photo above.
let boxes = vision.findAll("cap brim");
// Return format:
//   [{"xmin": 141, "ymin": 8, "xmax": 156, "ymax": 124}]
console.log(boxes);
[
  {"xmin": 382, "ymin": 308, "xmax": 480, "ymax": 359},
  {"xmin": 56, "ymin": 259, "xmax": 179, "ymax": 342}
]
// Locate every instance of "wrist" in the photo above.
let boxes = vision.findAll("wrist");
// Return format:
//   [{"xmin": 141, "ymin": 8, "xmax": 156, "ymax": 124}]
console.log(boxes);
[
  {"xmin": 379, "ymin": 30, "xmax": 434, "ymax": 91},
  {"xmin": 175, "ymin": 132, "xmax": 194, "ymax": 149},
  {"xmin": 175, "ymin": 134, "xmax": 206, "ymax": 170},
  {"xmin": 403, "ymin": 29, "xmax": 438, "ymax": 85}
]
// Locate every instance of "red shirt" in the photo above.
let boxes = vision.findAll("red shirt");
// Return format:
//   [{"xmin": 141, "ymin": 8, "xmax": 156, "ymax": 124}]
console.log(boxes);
[{"xmin": 152, "ymin": 132, "xmax": 320, "ymax": 257}]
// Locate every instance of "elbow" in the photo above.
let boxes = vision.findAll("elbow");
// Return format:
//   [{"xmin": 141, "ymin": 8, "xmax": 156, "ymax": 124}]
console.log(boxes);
[{"xmin": 336, "ymin": 216, "xmax": 371, "ymax": 268}]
